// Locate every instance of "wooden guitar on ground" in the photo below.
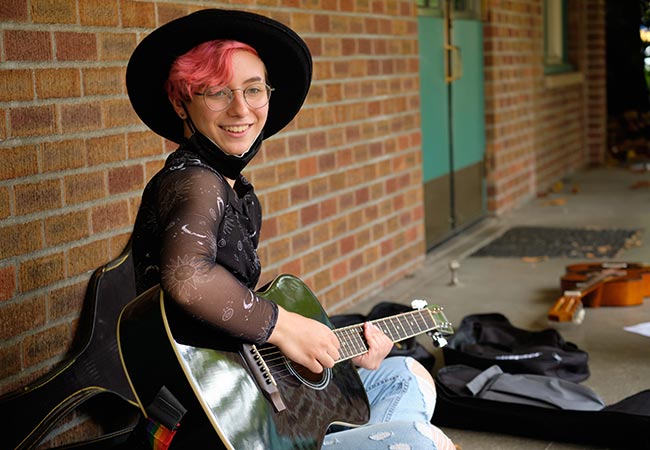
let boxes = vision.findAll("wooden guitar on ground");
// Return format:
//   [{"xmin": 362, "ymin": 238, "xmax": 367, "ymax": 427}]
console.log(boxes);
[
  {"xmin": 118, "ymin": 274, "xmax": 453, "ymax": 450},
  {"xmin": 548, "ymin": 262, "xmax": 650, "ymax": 323}
]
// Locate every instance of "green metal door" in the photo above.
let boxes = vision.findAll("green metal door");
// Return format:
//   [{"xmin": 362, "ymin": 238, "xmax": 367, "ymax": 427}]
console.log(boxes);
[{"xmin": 418, "ymin": 0, "xmax": 486, "ymax": 249}]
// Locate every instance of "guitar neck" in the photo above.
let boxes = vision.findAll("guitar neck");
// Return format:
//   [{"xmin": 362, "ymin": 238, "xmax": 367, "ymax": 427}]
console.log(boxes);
[
  {"xmin": 333, "ymin": 307, "xmax": 450, "ymax": 361},
  {"xmin": 571, "ymin": 268, "xmax": 625, "ymax": 295}
]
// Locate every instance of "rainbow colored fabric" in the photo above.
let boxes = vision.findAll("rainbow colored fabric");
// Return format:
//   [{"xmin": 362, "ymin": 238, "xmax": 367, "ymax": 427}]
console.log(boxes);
[{"xmin": 144, "ymin": 418, "xmax": 178, "ymax": 450}]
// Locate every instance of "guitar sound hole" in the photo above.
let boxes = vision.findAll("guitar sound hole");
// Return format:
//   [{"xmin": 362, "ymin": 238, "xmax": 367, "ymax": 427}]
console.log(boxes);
[{"xmin": 285, "ymin": 360, "xmax": 331, "ymax": 390}]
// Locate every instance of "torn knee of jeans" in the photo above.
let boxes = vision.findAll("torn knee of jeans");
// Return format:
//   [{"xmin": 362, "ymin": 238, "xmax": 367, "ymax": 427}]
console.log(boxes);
[
  {"xmin": 406, "ymin": 358, "xmax": 436, "ymax": 416},
  {"xmin": 414, "ymin": 421, "xmax": 437, "ymax": 442}
]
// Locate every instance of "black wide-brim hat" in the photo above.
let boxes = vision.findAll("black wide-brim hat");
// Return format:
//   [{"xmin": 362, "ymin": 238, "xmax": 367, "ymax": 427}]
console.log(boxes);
[{"xmin": 126, "ymin": 9, "xmax": 312, "ymax": 144}]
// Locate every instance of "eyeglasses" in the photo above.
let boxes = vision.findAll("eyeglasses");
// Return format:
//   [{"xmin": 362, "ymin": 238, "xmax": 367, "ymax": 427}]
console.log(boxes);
[{"xmin": 195, "ymin": 83, "xmax": 274, "ymax": 112}]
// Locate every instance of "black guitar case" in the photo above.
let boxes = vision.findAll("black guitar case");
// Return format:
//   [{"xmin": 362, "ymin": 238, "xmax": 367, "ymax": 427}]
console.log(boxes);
[
  {"xmin": 0, "ymin": 244, "xmax": 141, "ymax": 450},
  {"xmin": 443, "ymin": 312, "xmax": 590, "ymax": 382},
  {"xmin": 432, "ymin": 364, "xmax": 650, "ymax": 449},
  {"xmin": 433, "ymin": 314, "xmax": 650, "ymax": 449}
]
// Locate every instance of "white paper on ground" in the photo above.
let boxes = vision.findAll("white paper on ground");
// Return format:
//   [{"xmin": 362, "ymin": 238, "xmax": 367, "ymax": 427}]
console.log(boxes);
[{"xmin": 623, "ymin": 322, "xmax": 650, "ymax": 338}]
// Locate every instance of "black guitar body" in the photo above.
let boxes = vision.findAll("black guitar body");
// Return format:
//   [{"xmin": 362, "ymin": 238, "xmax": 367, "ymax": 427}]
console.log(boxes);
[
  {"xmin": 118, "ymin": 275, "xmax": 371, "ymax": 450},
  {"xmin": 0, "ymin": 246, "xmax": 139, "ymax": 450}
]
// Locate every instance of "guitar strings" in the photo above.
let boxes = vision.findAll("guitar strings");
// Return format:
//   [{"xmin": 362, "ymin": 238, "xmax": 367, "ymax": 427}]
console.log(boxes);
[
  {"xmin": 256, "ymin": 310, "xmax": 443, "ymax": 365},
  {"xmin": 252, "ymin": 309, "xmax": 447, "ymax": 383}
]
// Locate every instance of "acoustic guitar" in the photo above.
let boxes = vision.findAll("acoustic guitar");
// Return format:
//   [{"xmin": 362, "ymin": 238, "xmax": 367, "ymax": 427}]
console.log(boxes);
[
  {"xmin": 118, "ymin": 274, "xmax": 453, "ymax": 450},
  {"xmin": 548, "ymin": 262, "xmax": 650, "ymax": 323}
]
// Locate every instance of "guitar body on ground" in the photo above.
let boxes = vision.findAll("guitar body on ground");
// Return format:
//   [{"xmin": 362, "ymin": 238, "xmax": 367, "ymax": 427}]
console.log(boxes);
[{"xmin": 548, "ymin": 262, "xmax": 650, "ymax": 323}]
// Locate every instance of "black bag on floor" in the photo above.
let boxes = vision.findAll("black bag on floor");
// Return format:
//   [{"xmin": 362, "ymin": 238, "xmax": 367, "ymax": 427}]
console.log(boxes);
[
  {"xmin": 432, "ymin": 364, "xmax": 650, "ymax": 449},
  {"xmin": 443, "ymin": 313, "xmax": 590, "ymax": 382}
]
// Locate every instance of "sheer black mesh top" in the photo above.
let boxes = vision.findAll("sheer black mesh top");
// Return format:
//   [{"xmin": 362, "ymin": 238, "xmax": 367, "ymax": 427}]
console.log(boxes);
[{"xmin": 131, "ymin": 138, "xmax": 278, "ymax": 345}]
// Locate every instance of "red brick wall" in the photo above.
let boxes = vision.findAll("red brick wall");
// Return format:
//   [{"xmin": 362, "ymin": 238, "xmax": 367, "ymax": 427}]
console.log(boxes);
[
  {"xmin": 0, "ymin": 0, "xmax": 423, "ymax": 418},
  {"xmin": 484, "ymin": 0, "xmax": 606, "ymax": 213}
]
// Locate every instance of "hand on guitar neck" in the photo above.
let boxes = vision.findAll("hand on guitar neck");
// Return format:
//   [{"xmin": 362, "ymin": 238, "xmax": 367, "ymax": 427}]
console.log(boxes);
[
  {"xmin": 548, "ymin": 262, "xmax": 650, "ymax": 324},
  {"xmin": 267, "ymin": 298, "xmax": 430, "ymax": 374}
]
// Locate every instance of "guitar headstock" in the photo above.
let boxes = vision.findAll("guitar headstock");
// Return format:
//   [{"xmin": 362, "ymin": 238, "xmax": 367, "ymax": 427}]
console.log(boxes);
[
  {"xmin": 548, "ymin": 292, "xmax": 585, "ymax": 324},
  {"xmin": 410, "ymin": 299, "xmax": 454, "ymax": 346}
]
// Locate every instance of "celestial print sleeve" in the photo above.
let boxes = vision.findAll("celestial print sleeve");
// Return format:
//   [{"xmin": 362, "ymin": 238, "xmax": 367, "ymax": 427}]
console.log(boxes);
[{"xmin": 155, "ymin": 166, "xmax": 277, "ymax": 345}]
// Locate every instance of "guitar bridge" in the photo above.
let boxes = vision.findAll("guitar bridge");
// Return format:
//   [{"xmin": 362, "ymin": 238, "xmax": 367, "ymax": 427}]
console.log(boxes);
[{"xmin": 241, "ymin": 343, "xmax": 287, "ymax": 413}]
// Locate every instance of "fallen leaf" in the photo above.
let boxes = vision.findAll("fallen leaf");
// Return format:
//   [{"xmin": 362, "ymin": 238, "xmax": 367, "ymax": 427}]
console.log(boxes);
[
  {"xmin": 543, "ymin": 197, "xmax": 567, "ymax": 206},
  {"xmin": 630, "ymin": 180, "xmax": 650, "ymax": 189},
  {"xmin": 521, "ymin": 256, "xmax": 548, "ymax": 263}
]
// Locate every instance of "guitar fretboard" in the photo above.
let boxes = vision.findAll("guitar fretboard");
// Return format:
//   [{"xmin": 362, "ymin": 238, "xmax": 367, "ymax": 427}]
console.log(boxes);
[
  {"xmin": 334, "ymin": 307, "xmax": 449, "ymax": 361},
  {"xmin": 572, "ymin": 268, "xmax": 625, "ymax": 293}
]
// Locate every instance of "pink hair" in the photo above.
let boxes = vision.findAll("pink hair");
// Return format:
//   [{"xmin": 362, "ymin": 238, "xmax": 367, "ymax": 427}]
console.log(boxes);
[{"xmin": 165, "ymin": 40, "xmax": 261, "ymax": 103}]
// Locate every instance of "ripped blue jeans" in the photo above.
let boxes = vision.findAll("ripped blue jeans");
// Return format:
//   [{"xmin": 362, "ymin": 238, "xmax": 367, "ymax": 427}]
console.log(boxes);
[{"xmin": 322, "ymin": 356, "xmax": 440, "ymax": 450}]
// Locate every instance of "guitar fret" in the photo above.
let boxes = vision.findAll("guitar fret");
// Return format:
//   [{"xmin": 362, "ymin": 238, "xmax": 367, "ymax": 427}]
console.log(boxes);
[
  {"xmin": 398, "ymin": 315, "xmax": 416, "ymax": 337},
  {"xmin": 338, "ymin": 328, "xmax": 353, "ymax": 360},
  {"xmin": 379, "ymin": 318, "xmax": 397, "ymax": 341},
  {"xmin": 344, "ymin": 326, "xmax": 359, "ymax": 359},
  {"xmin": 406, "ymin": 312, "xmax": 422, "ymax": 336},
  {"xmin": 415, "ymin": 310, "xmax": 428, "ymax": 332},
  {"xmin": 403, "ymin": 314, "xmax": 416, "ymax": 336},
  {"xmin": 419, "ymin": 310, "xmax": 435, "ymax": 331},
  {"xmin": 350, "ymin": 324, "xmax": 368, "ymax": 355},
  {"xmin": 387, "ymin": 317, "xmax": 402, "ymax": 340},
  {"xmin": 335, "ymin": 324, "xmax": 367, "ymax": 361},
  {"xmin": 377, "ymin": 321, "xmax": 392, "ymax": 340}
]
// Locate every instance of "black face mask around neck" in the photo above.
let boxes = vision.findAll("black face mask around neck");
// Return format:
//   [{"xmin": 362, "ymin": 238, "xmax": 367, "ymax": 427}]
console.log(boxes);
[{"xmin": 186, "ymin": 131, "xmax": 263, "ymax": 180}]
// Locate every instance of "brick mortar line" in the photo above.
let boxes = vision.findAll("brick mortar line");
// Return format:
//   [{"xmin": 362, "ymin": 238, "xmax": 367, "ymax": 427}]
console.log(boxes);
[
  {"xmin": 0, "ymin": 94, "xmax": 131, "ymax": 108},
  {"xmin": 0, "ymin": 60, "xmax": 128, "ymax": 70},
  {"xmin": 0, "ymin": 156, "xmax": 157, "ymax": 188},
  {"xmin": 0, "ymin": 124, "xmax": 150, "ymax": 147},
  {"xmin": 0, "ymin": 190, "xmax": 138, "ymax": 228},
  {"xmin": 0, "ymin": 228, "xmax": 134, "ymax": 321}
]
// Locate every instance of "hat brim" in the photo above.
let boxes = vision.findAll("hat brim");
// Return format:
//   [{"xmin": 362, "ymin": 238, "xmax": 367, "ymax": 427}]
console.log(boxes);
[{"xmin": 126, "ymin": 9, "xmax": 312, "ymax": 143}]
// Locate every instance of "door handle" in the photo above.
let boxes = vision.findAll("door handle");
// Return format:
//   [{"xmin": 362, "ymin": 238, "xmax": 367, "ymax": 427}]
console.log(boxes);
[{"xmin": 445, "ymin": 44, "xmax": 462, "ymax": 83}]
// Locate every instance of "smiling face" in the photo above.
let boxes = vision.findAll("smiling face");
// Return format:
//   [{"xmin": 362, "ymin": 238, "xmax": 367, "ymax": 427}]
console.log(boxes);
[{"xmin": 173, "ymin": 50, "xmax": 269, "ymax": 157}]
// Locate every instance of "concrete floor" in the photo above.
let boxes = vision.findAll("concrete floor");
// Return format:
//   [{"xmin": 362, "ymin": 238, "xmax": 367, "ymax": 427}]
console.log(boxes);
[{"xmin": 354, "ymin": 164, "xmax": 650, "ymax": 449}]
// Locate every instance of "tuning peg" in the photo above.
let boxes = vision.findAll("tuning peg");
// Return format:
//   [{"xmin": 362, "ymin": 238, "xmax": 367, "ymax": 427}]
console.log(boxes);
[
  {"xmin": 411, "ymin": 299, "xmax": 428, "ymax": 310},
  {"xmin": 429, "ymin": 330, "xmax": 448, "ymax": 348}
]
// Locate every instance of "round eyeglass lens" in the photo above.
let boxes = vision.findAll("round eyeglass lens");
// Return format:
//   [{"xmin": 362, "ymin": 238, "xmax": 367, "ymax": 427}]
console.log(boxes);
[{"xmin": 202, "ymin": 84, "xmax": 272, "ymax": 111}]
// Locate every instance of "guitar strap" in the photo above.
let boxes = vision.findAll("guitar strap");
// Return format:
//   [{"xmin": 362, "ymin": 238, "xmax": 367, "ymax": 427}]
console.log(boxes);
[{"xmin": 136, "ymin": 386, "xmax": 187, "ymax": 450}]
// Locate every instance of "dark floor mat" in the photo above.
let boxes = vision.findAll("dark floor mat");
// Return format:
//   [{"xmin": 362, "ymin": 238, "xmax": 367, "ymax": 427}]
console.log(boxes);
[{"xmin": 471, "ymin": 226, "xmax": 639, "ymax": 258}]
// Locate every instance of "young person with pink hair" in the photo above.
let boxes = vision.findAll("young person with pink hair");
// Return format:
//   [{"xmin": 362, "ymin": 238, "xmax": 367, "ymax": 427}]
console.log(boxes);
[{"xmin": 126, "ymin": 9, "xmax": 457, "ymax": 450}]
